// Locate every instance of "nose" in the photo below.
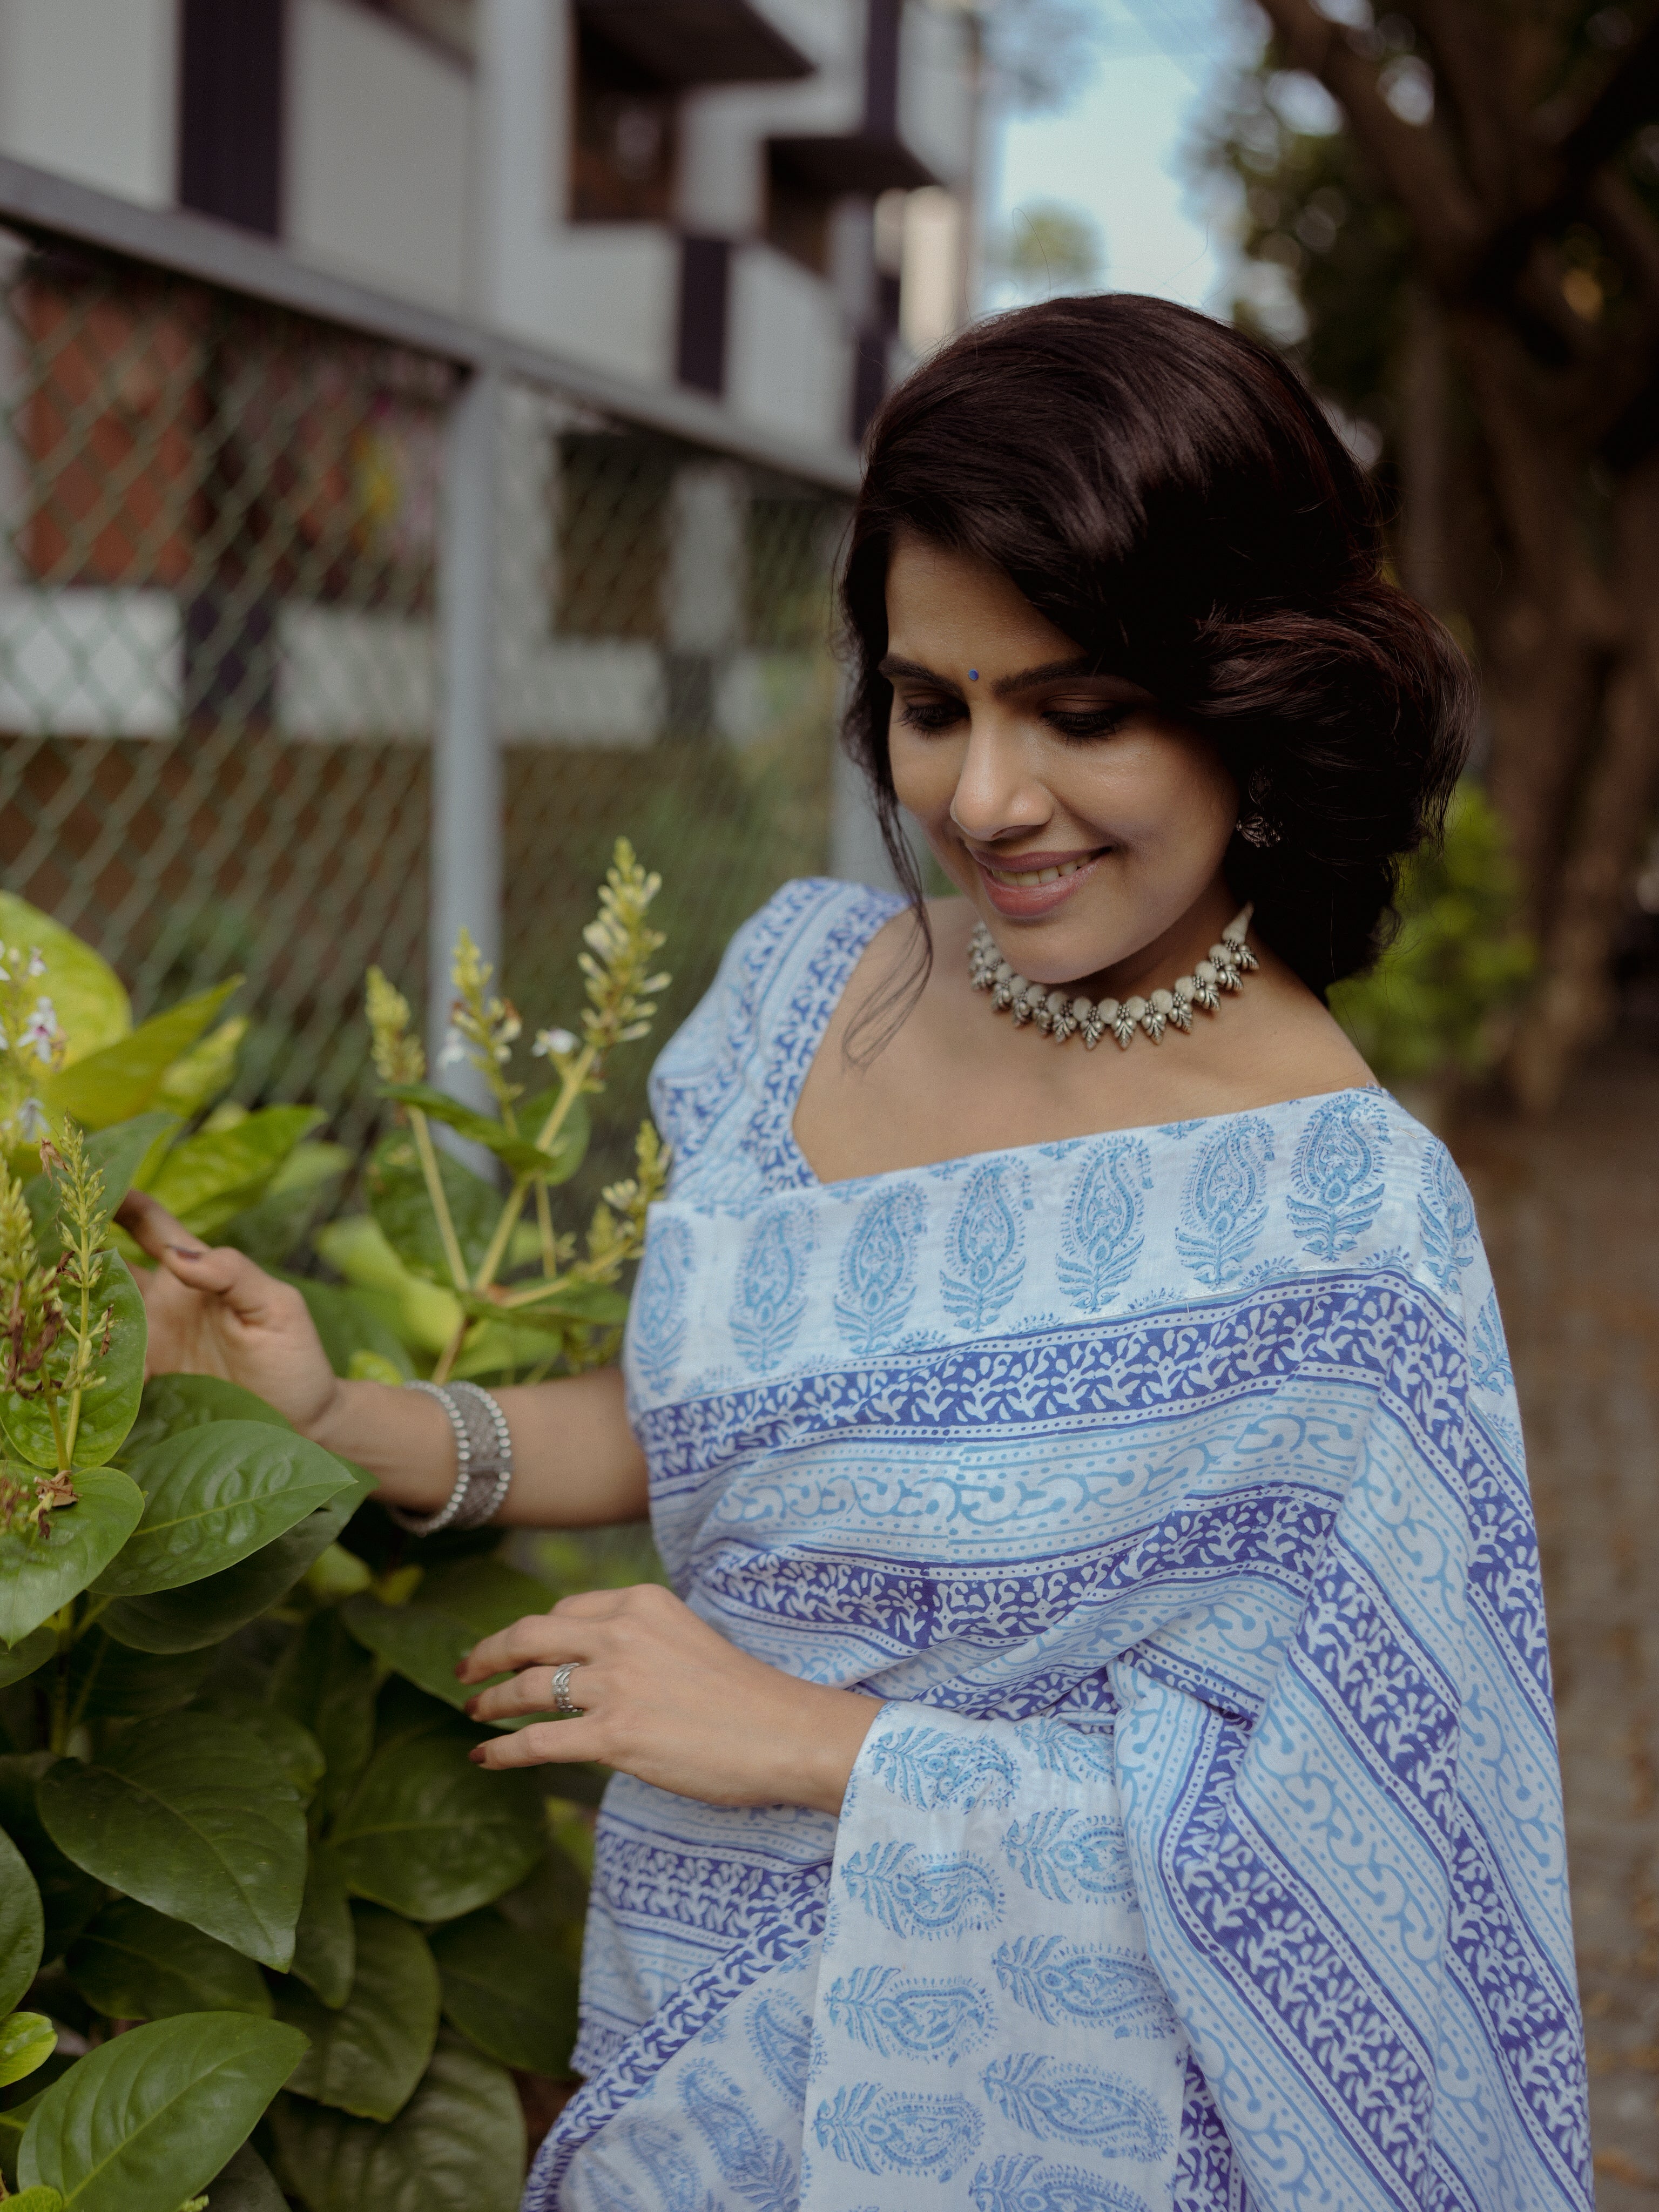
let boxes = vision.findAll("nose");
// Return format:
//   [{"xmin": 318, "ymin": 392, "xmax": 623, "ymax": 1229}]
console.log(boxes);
[{"xmin": 948, "ymin": 718, "xmax": 1052, "ymax": 845}]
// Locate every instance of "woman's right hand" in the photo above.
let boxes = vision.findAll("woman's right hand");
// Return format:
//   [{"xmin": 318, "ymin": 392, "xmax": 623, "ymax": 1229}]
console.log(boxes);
[{"xmin": 116, "ymin": 1189, "xmax": 343, "ymax": 1438}]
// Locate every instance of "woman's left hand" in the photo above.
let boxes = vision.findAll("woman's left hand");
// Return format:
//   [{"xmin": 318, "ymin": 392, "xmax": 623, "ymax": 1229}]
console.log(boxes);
[{"xmin": 456, "ymin": 1583, "xmax": 881, "ymax": 1816}]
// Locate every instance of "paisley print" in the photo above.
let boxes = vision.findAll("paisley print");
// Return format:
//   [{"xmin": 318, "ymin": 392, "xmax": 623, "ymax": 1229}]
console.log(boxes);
[
  {"xmin": 728, "ymin": 1205, "xmax": 814, "ymax": 1372},
  {"xmin": 834, "ymin": 1182, "xmax": 926, "ymax": 1353},
  {"xmin": 940, "ymin": 1160, "xmax": 1029, "ymax": 1328},
  {"xmin": 1286, "ymin": 1090, "xmax": 1391, "ymax": 1260},
  {"xmin": 525, "ymin": 882, "xmax": 1588, "ymax": 2212},
  {"xmin": 1056, "ymin": 1137, "xmax": 1150, "ymax": 1311},
  {"xmin": 812, "ymin": 2082, "xmax": 985, "ymax": 2179},
  {"xmin": 1419, "ymin": 1141, "xmax": 1478, "ymax": 1292},
  {"xmin": 1175, "ymin": 1116, "xmax": 1274, "ymax": 1287},
  {"xmin": 824, "ymin": 1967, "xmax": 996, "ymax": 2065},
  {"xmin": 631, "ymin": 1215, "xmax": 693, "ymax": 1397},
  {"xmin": 982, "ymin": 2054, "xmax": 1172, "ymax": 2159}
]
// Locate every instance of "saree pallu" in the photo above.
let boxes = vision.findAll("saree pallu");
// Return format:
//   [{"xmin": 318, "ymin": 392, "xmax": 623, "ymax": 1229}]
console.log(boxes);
[{"xmin": 524, "ymin": 879, "xmax": 1591, "ymax": 2212}]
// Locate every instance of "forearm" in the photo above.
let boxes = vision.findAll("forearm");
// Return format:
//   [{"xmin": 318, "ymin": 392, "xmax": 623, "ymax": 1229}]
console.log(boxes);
[{"xmin": 307, "ymin": 1364, "xmax": 650, "ymax": 1528}]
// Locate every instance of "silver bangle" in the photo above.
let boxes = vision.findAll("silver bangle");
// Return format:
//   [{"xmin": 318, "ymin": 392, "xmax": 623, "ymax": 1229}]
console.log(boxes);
[{"xmin": 386, "ymin": 1380, "xmax": 513, "ymax": 1535}]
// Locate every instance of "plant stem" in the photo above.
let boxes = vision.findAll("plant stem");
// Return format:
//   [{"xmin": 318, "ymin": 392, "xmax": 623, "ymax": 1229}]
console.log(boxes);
[
  {"xmin": 535, "ymin": 1050, "xmax": 595, "ymax": 1155},
  {"xmin": 474, "ymin": 1177, "xmax": 529, "ymax": 1298},
  {"xmin": 45, "ymin": 1398, "xmax": 69, "ymax": 1476},
  {"xmin": 408, "ymin": 1108, "xmax": 470, "ymax": 1293},
  {"xmin": 535, "ymin": 1178, "xmax": 556, "ymax": 1273}
]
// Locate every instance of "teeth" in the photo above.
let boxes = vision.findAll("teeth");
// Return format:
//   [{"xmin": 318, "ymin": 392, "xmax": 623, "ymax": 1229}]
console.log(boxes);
[{"xmin": 987, "ymin": 856, "xmax": 1091, "ymax": 888}]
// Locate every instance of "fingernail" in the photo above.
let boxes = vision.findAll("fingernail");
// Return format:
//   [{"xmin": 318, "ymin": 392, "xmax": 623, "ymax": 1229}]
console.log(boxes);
[
  {"xmin": 467, "ymin": 1746, "xmax": 486, "ymax": 1765},
  {"xmin": 462, "ymin": 1696, "xmax": 478, "ymax": 1718},
  {"xmin": 453, "ymin": 1662, "xmax": 466, "ymax": 1679},
  {"xmin": 167, "ymin": 1244, "xmax": 207, "ymax": 1260}
]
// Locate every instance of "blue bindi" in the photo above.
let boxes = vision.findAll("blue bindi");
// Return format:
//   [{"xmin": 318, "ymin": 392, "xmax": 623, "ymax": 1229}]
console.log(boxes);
[{"xmin": 968, "ymin": 669, "xmax": 979, "ymax": 680}]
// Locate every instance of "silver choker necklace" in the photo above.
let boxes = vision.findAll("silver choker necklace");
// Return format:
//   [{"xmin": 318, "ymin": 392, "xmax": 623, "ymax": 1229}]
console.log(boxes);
[{"xmin": 968, "ymin": 905, "xmax": 1257, "ymax": 1049}]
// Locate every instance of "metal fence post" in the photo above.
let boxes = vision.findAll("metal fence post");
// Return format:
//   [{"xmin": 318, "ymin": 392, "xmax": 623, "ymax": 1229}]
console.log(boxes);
[{"xmin": 431, "ymin": 361, "xmax": 503, "ymax": 1099}]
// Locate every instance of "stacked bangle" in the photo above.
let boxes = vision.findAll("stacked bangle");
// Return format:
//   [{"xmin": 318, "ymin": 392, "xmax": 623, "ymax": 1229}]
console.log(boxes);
[{"xmin": 385, "ymin": 1380, "xmax": 514, "ymax": 1535}]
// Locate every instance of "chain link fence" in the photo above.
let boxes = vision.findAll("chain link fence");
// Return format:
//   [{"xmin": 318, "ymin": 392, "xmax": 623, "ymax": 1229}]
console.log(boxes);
[{"xmin": 0, "ymin": 221, "xmax": 849, "ymax": 1198}]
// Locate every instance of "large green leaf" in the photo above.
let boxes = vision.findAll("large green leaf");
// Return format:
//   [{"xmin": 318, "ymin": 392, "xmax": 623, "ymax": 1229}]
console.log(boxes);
[
  {"xmin": 143, "ymin": 1108, "xmax": 325, "ymax": 1242},
  {"xmin": 268, "ymin": 2033, "xmax": 524, "ymax": 2212},
  {"xmin": 191, "ymin": 1697, "xmax": 325, "ymax": 1802},
  {"xmin": 270, "ymin": 1615, "xmax": 378, "ymax": 1827},
  {"xmin": 154, "ymin": 1016, "xmax": 247, "ymax": 1120},
  {"xmin": 0, "ymin": 2086, "xmax": 46, "ymax": 2189},
  {"xmin": 291, "ymin": 1845, "xmax": 354, "ymax": 2012},
  {"xmin": 276, "ymin": 1908, "xmax": 439, "ymax": 2122},
  {"xmin": 220, "ymin": 1142, "xmax": 352, "ymax": 1271},
  {"xmin": 328, "ymin": 1698, "xmax": 544, "ymax": 1923},
  {"xmin": 0, "ymin": 1758, "xmax": 101, "ymax": 1963},
  {"xmin": 100, "ymin": 1467, "xmax": 372, "ymax": 1656},
  {"xmin": 43, "ymin": 983, "xmax": 240, "ymax": 1132},
  {"xmin": 37, "ymin": 1716, "xmax": 306, "ymax": 1971},
  {"xmin": 0, "ymin": 1826, "xmax": 44, "ymax": 2014},
  {"xmin": 0, "ymin": 1469, "xmax": 145, "ymax": 1649},
  {"xmin": 122, "ymin": 1373, "xmax": 291, "ymax": 1462},
  {"xmin": 202, "ymin": 2139, "xmax": 285, "ymax": 2211},
  {"xmin": 366, "ymin": 1134, "xmax": 499, "ymax": 1289},
  {"xmin": 24, "ymin": 1114, "xmax": 180, "ymax": 1268},
  {"xmin": 430, "ymin": 1908, "xmax": 578, "ymax": 2077},
  {"xmin": 0, "ymin": 2018, "xmax": 56, "ymax": 2090},
  {"xmin": 18, "ymin": 2011, "xmax": 306, "ymax": 2212},
  {"xmin": 64, "ymin": 1633, "xmax": 212, "ymax": 1720},
  {"xmin": 65, "ymin": 1898, "xmax": 271, "ymax": 2024},
  {"xmin": 0, "ymin": 896, "xmax": 129, "ymax": 1063},
  {"xmin": 284, "ymin": 1272, "xmax": 417, "ymax": 1378},
  {"xmin": 0, "ymin": 1626, "xmax": 55, "ymax": 1689},
  {"xmin": 380, "ymin": 1085, "xmax": 589, "ymax": 1184},
  {"xmin": 0, "ymin": 1260, "xmax": 146, "ymax": 1477},
  {"xmin": 341, "ymin": 1559, "xmax": 555, "ymax": 1714},
  {"xmin": 92, "ymin": 1423, "xmax": 356, "ymax": 1598}
]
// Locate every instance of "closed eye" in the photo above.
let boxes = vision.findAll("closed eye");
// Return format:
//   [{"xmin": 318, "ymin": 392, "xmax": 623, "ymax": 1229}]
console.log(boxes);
[
  {"xmin": 1043, "ymin": 704, "xmax": 1134, "ymax": 741},
  {"xmin": 896, "ymin": 696, "xmax": 966, "ymax": 733}
]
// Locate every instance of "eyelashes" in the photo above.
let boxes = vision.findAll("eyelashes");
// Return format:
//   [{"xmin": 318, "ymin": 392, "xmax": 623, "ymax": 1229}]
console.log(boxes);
[{"xmin": 895, "ymin": 698, "xmax": 1134, "ymax": 743}]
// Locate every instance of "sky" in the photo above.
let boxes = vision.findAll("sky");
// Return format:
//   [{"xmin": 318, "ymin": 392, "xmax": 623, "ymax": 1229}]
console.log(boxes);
[{"xmin": 989, "ymin": 0, "xmax": 1255, "ymax": 316}]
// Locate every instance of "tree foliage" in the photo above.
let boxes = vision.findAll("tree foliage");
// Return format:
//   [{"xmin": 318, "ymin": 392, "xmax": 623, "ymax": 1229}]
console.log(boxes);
[{"xmin": 1193, "ymin": 0, "xmax": 1659, "ymax": 1103}]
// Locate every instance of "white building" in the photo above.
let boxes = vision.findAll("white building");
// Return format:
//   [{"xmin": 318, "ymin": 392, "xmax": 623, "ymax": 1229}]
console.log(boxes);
[{"xmin": 0, "ymin": 0, "xmax": 978, "ymax": 463}]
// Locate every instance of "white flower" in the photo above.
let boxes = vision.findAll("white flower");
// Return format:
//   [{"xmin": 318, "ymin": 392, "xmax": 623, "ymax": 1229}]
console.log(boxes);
[
  {"xmin": 436, "ymin": 1027, "xmax": 467, "ymax": 1069},
  {"xmin": 23, "ymin": 999, "xmax": 59, "ymax": 1062},
  {"xmin": 25, "ymin": 947, "xmax": 46, "ymax": 979},
  {"xmin": 16, "ymin": 1098, "xmax": 46, "ymax": 1138},
  {"xmin": 531, "ymin": 1027, "xmax": 577, "ymax": 1058}
]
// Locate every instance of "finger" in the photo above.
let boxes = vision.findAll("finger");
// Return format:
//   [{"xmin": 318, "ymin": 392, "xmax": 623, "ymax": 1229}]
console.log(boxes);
[
  {"xmin": 457, "ymin": 1613, "xmax": 591, "ymax": 1684},
  {"xmin": 465, "ymin": 1663, "xmax": 595, "ymax": 1724},
  {"xmin": 117, "ymin": 1189, "xmax": 195, "ymax": 1260},
  {"xmin": 151, "ymin": 1240, "xmax": 293, "ymax": 1325},
  {"xmin": 550, "ymin": 1588, "xmax": 633, "ymax": 1622},
  {"xmin": 468, "ymin": 1718, "xmax": 605, "ymax": 1769}
]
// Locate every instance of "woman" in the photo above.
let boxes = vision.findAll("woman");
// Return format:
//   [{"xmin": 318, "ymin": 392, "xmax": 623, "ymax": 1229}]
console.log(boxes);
[{"xmin": 124, "ymin": 295, "xmax": 1591, "ymax": 2212}]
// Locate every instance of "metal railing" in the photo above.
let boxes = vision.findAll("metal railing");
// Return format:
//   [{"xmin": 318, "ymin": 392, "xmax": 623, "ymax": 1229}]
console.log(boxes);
[{"xmin": 0, "ymin": 154, "xmax": 859, "ymax": 1202}]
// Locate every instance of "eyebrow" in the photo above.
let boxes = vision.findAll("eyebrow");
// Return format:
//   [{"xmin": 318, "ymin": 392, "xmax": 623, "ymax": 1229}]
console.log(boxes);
[{"xmin": 878, "ymin": 652, "xmax": 1120, "ymax": 700}]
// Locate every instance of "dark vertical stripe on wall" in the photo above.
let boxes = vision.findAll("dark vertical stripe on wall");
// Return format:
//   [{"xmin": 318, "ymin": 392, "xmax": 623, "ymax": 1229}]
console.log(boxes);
[
  {"xmin": 864, "ymin": 0, "xmax": 901, "ymax": 138},
  {"xmin": 178, "ymin": 0, "xmax": 286, "ymax": 235},
  {"xmin": 677, "ymin": 235, "xmax": 731, "ymax": 396}
]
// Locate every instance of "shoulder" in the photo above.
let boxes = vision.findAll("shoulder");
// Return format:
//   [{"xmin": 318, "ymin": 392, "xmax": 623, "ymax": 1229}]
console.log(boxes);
[{"xmin": 649, "ymin": 878, "xmax": 905, "ymax": 1169}]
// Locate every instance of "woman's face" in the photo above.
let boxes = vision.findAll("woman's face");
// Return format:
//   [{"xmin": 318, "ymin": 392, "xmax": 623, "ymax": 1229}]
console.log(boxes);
[{"xmin": 884, "ymin": 530, "xmax": 1240, "ymax": 988}]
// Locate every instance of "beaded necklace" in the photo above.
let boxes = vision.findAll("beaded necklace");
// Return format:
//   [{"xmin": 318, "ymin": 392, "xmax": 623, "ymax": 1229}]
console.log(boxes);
[{"xmin": 968, "ymin": 905, "xmax": 1257, "ymax": 1049}]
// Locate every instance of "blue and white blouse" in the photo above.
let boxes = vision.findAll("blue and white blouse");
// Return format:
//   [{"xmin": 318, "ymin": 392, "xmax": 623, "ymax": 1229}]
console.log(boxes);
[{"xmin": 525, "ymin": 877, "xmax": 1591, "ymax": 2212}]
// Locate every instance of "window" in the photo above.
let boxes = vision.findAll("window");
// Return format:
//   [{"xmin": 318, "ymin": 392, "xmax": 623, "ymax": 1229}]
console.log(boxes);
[{"xmin": 570, "ymin": 18, "xmax": 678, "ymax": 225}]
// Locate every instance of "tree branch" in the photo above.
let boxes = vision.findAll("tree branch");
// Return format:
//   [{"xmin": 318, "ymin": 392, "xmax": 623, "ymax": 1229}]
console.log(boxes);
[{"xmin": 1251, "ymin": 0, "xmax": 1488, "ymax": 276}]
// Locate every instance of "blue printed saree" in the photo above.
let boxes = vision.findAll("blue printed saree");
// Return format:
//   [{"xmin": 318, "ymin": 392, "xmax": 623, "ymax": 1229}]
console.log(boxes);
[{"xmin": 524, "ymin": 878, "xmax": 1591, "ymax": 2212}]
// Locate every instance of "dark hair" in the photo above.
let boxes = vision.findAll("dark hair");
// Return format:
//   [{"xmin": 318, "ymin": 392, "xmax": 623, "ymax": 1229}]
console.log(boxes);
[{"xmin": 839, "ymin": 293, "xmax": 1473, "ymax": 1004}]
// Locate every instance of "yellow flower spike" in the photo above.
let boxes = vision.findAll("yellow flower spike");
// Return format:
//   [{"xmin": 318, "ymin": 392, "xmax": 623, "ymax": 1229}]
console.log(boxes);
[{"xmin": 366, "ymin": 966, "xmax": 425, "ymax": 1085}]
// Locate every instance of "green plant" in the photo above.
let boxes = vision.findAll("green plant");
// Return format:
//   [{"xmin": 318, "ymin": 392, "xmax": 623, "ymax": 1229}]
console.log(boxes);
[
  {"xmin": 0, "ymin": 847, "xmax": 669, "ymax": 2208},
  {"xmin": 1330, "ymin": 781, "xmax": 1536, "ymax": 1085}
]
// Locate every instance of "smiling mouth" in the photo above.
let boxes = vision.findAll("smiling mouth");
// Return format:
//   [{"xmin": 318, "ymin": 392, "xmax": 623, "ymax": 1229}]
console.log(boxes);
[{"xmin": 977, "ymin": 848, "xmax": 1108, "ymax": 889}]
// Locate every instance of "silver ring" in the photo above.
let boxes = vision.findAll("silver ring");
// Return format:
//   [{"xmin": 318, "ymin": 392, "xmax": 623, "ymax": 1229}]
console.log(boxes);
[{"xmin": 550, "ymin": 1662, "xmax": 585, "ymax": 1717}]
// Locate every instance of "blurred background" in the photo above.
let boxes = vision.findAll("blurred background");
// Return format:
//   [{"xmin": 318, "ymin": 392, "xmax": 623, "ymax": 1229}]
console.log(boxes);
[{"xmin": 0, "ymin": 0, "xmax": 1655, "ymax": 2195}]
